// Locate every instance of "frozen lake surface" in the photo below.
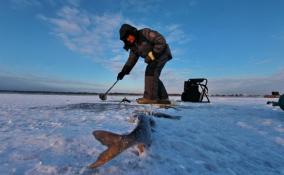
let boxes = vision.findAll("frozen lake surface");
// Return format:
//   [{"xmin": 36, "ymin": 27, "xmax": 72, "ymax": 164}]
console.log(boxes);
[{"xmin": 0, "ymin": 94, "xmax": 283, "ymax": 175}]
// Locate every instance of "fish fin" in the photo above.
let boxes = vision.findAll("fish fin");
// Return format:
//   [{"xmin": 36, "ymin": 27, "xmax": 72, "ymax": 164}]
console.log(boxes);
[
  {"xmin": 93, "ymin": 130, "xmax": 122, "ymax": 147},
  {"xmin": 137, "ymin": 144, "xmax": 145, "ymax": 154},
  {"xmin": 89, "ymin": 145, "xmax": 122, "ymax": 169},
  {"xmin": 90, "ymin": 130, "xmax": 131, "ymax": 169}
]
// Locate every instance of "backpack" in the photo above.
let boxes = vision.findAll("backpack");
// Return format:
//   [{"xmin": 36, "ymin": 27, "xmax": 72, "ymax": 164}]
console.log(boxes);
[
  {"xmin": 181, "ymin": 80, "xmax": 201, "ymax": 102},
  {"xmin": 181, "ymin": 78, "xmax": 210, "ymax": 103}
]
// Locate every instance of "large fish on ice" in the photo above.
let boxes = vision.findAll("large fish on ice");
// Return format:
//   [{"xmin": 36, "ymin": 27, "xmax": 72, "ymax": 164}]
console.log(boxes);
[{"xmin": 89, "ymin": 114, "xmax": 154, "ymax": 169}]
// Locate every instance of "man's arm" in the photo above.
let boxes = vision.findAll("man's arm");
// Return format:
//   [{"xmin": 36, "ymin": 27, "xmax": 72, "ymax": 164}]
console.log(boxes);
[
  {"xmin": 122, "ymin": 50, "xmax": 139, "ymax": 74},
  {"xmin": 117, "ymin": 50, "xmax": 139, "ymax": 80}
]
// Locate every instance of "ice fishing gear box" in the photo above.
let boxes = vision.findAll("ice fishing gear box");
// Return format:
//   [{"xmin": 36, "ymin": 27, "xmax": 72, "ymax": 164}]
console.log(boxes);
[{"xmin": 181, "ymin": 78, "xmax": 210, "ymax": 103}]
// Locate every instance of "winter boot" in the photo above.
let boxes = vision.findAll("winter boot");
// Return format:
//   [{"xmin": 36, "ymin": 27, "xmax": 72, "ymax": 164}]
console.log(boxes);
[
  {"xmin": 136, "ymin": 98, "xmax": 158, "ymax": 104},
  {"xmin": 157, "ymin": 98, "xmax": 171, "ymax": 104}
]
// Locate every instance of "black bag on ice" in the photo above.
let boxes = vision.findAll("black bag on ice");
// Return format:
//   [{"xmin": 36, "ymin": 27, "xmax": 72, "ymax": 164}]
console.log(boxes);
[{"xmin": 181, "ymin": 78, "xmax": 210, "ymax": 103}]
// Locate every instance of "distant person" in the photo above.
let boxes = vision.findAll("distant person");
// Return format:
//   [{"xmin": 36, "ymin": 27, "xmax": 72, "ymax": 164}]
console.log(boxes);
[{"xmin": 117, "ymin": 24, "xmax": 172, "ymax": 104}]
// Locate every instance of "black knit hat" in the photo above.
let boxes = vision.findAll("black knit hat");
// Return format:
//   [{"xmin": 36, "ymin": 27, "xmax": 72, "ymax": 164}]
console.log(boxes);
[{"xmin": 119, "ymin": 24, "xmax": 138, "ymax": 41}]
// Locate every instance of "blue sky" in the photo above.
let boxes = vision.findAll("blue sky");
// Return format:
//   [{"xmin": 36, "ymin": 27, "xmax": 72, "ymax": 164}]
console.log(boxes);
[{"xmin": 0, "ymin": 0, "xmax": 284, "ymax": 95}]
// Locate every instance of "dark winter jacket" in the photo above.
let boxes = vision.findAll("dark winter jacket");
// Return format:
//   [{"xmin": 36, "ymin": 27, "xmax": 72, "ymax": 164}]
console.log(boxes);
[{"xmin": 120, "ymin": 26, "xmax": 172, "ymax": 75}]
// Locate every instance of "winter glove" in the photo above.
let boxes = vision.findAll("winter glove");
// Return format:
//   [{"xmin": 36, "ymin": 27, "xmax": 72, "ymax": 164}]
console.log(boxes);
[
  {"xmin": 145, "ymin": 51, "xmax": 155, "ymax": 63},
  {"xmin": 117, "ymin": 71, "xmax": 126, "ymax": 80}
]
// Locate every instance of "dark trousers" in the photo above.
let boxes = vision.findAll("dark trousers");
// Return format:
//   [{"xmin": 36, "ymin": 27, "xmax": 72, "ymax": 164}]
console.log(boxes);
[{"xmin": 144, "ymin": 58, "xmax": 169, "ymax": 100}]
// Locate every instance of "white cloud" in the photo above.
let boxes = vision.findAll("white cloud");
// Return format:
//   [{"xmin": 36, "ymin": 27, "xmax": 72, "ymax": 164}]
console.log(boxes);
[
  {"xmin": 188, "ymin": 0, "xmax": 197, "ymax": 7},
  {"xmin": 38, "ymin": 6, "xmax": 124, "ymax": 63},
  {"xmin": 209, "ymin": 69, "xmax": 284, "ymax": 95},
  {"xmin": 10, "ymin": 0, "xmax": 81, "ymax": 8},
  {"xmin": 10, "ymin": 0, "xmax": 41, "ymax": 8},
  {"xmin": 120, "ymin": 0, "xmax": 162, "ymax": 14},
  {"xmin": 0, "ymin": 73, "xmax": 105, "ymax": 92},
  {"xmin": 162, "ymin": 73, "xmax": 185, "ymax": 93},
  {"xmin": 107, "ymin": 54, "xmax": 129, "ymax": 74},
  {"xmin": 64, "ymin": 0, "xmax": 81, "ymax": 7},
  {"xmin": 164, "ymin": 24, "xmax": 192, "ymax": 45},
  {"xmin": 254, "ymin": 58, "xmax": 273, "ymax": 65},
  {"xmin": 272, "ymin": 32, "xmax": 284, "ymax": 41},
  {"xmin": 248, "ymin": 56, "xmax": 275, "ymax": 66}
]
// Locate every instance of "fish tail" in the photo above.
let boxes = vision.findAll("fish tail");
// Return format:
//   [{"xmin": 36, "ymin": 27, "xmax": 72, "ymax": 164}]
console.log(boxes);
[{"xmin": 89, "ymin": 130, "xmax": 132, "ymax": 169}]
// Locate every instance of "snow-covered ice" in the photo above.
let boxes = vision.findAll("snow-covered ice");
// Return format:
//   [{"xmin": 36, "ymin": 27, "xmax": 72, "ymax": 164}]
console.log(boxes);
[{"xmin": 0, "ymin": 94, "xmax": 284, "ymax": 175}]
